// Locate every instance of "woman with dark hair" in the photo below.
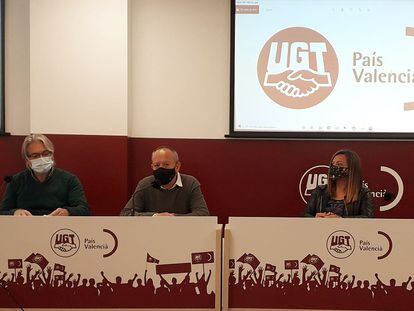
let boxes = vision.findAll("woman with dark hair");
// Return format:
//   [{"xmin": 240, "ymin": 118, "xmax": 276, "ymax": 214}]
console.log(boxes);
[{"xmin": 304, "ymin": 149, "xmax": 374, "ymax": 218}]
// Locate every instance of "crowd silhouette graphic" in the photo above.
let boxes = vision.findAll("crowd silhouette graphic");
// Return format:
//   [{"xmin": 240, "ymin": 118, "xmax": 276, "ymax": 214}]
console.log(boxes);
[
  {"xmin": 229, "ymin": 252, "xmax": 412, "ymax": 310},
  {"xmin": 0, "ymin": 251, "xmax": 215, "ymax": 308}
]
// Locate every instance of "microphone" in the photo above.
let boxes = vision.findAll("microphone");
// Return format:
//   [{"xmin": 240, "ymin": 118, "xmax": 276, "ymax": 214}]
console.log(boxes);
[
  {"xmin": 130, "ymin": 180, "xmax": 160, "ymax": 216},
  {"xmin": 152, "ymin": 179, "xmax": 161, "ymax": 189},
  {"xmin": 384, "ymin": 191, "xmax": 395, "ymax": 202}
]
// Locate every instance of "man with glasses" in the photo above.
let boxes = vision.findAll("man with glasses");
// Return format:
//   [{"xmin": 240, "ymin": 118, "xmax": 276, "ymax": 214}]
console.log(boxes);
[
  {"xmin": 0, "ymin": 134, "xmax": 90, "ymax": 216},
  {"xmin": 120, "ymin": 146, "xmax": 209, "ymax": 216}
]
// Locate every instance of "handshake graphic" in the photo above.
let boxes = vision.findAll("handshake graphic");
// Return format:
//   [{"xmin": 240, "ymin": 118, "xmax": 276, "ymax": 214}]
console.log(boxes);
[
  {"xmin": 55, "ymin": 243, "xmax": 76, "ymax": 253},
  {"xmin": 330, "ymin": 243, "xmax": 352, "ymax": 254},
  {"xmin": 264, "ymin": 68, "xmax": 332, "ymax": 98}
]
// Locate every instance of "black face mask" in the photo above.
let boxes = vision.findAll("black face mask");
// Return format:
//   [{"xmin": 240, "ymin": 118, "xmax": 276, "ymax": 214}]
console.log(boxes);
[
  {"xmin": 329, "ymin": 165, "xmax": 349, "ymax": 180},
  {"xmin": 153, "ymin": 167, "xmax": 176, "ymax": 186}
]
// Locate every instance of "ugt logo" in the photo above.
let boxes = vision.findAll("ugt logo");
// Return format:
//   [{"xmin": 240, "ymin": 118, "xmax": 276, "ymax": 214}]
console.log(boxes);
[
  {"xmin": 299, "ymin": 165, "xmax": 329, "ymax": 203},
  {"xmin": 257, "ymin": 27, "xmax": 339, "ymax": 109},
  {"xmin": 326, "ymin": 230, "xmax": 355, "ymax": 259},
  {"xmin": 50, "ymin": 228, "xmax": 80, "ymax": 258}
]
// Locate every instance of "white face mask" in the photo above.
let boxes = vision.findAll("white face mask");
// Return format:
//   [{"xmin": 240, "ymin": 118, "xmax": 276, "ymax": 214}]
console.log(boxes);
[{"xmin": 30, "ymin": 156, "xmax": 54, "ymax": 174}]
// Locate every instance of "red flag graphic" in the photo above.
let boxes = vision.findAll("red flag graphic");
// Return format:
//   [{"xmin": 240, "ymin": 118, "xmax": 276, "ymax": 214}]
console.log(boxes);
[
  {"xmin": 329, "ymin": 264, "xmax": 340, "ymax": 274},
  {"xmin": 301, "ymin": 254, "xmax": 325, "ymax": 271},
  {"xmin": 54, "ymin": 274, "xmax": 65, "ymax": 281},
  {"xmin": 25, "ymin": 253, "xmax": 49, "ymax": 270},
  {"xmin": 237, "ymin": 253, "xmax": 260, "ymax": 270},
  {"xmin": 229, "ymin": 259, "xmax": 235, "ymax": 269},
  {"xmin": 156, "ymin": 263, "xmax": 191, "ymax": 275},
  {"xmin": 301, "ymin": 254, "xmax": 312, "ymax": 263},
  {"xmin": 8, "ymin": 259, "xmax": 22, "ymax": 269},
  {"xmin": 191, "ymin": 251, "xmax": 214, "ymax": 264},
  {"xmin": 54, "ymin": 263, "xmax": 66, "ymax": 273},
  {"xmin": 284, "ymin": 260, "xmax": 299, "ymax": 270},
  {"xmin": 146, "ymin": 253, "xmax": 160, "ymax": 264},
  {"xmin": 265, "ymin": 274, "xmax": 276, "ymax": 281},
  {"xmin": 265, "ymin": 263, "xmax": 276, "ymax": 272}
]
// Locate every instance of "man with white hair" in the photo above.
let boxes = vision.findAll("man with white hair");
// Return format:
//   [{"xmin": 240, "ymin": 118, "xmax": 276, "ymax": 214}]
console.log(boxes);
[
  {"xmin": 120, "ymin": 146, "xmax": 209, "ymax": 216},
  {"xmin": 0, "ymin": 134, "xmax": 90, "ymax": 216}
]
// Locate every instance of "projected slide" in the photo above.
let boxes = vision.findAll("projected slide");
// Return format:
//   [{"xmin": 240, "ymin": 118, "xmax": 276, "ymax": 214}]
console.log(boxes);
[{"xmin": 232, "ymin": 0, "xmax": 414, "ymax": 136}]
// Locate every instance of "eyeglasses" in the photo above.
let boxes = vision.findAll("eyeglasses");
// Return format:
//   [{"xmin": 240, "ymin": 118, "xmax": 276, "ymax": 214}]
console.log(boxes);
[
  {"xmin": 27, "ymin": 150, "xmax": 53, "ymax": 160},
  {"xmin": 151, "ymin": 162, "xmax": 175, "ymax": 169}
]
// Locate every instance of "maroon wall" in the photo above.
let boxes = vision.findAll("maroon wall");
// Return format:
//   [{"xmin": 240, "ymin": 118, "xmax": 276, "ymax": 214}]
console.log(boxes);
[
  {"xmin": 1, "ymin": 135, "xmax": 413, "ymax": 222},
  {"xmin": 0, "ymin": 135, "xmax": 24, "ymax": 179}
]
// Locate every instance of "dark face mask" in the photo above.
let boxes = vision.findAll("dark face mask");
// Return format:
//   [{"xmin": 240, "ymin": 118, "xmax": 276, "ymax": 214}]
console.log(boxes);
[
  {"xmin": 329, "ymin": 165, "xmax": 349, "ymax": 180},
  {"xmin": 153, "ymin": 167, "xmax": 176, "ymax": 186}
]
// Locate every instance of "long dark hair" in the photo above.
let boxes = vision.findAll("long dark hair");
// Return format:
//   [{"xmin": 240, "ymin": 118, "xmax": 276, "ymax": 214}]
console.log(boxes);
[{"xmin": 327, "ymin": 149, "xmax": 362, "ymax": 203}]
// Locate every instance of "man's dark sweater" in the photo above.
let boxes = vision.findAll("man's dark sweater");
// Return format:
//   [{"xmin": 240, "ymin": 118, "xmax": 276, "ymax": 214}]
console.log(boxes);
[
  {"xmin": 120, "ymin": 173, "xmax": 209, "ymax": 216},
  {"xmin": 0, "ymin": 168, "xmax": 90, "ymax": 216}
]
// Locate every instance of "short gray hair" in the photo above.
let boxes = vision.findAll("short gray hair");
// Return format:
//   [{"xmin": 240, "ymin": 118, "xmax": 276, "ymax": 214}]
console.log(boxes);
[
  {"xmin": 21, "ymin": 134, "xmax": 55, "ymax": 159},
  {"xmin": 151, "ymin": 146, "xmax": 179, "ymax": 162}
]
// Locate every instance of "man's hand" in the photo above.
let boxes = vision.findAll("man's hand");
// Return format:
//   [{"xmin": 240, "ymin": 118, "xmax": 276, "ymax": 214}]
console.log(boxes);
[
  {"xmin": 49, "ymin": 208, "xmax": 70, "ymax": 216},
  {"xmin": 14, "ymin": 209, "xmax": 32, "ymax": 216},
  {"xmin": 153, "ymin": 212, "xmax": 175, "ymax": 216},
  {"xmin": 325, "ymin": 212, "xmax": 341, "ymax": 218},
  {"xmin": 316, "ymin": 212, "xmax": 341, "ymax": 218}
]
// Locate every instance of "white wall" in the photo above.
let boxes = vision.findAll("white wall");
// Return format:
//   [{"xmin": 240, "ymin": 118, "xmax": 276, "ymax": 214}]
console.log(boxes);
[
  {"xmin": 5, "ymin": 0, "xmax": 230, "ymax": 138},
  {"xmin": 29, "ymin": 0, "xmax": 128, "ymax": 136},
  {"xmin": 128, "ymin": 0, "xmax": 230, "ymax": 139},
  {"xmin": 5, "ymin": 0, "xmax": 30, "ymax": 135}
]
